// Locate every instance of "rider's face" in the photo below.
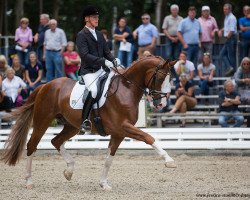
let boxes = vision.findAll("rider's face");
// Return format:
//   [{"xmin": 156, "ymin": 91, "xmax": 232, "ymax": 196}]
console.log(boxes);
[{"xmin": 86, "ymin": 15, "xmax": 99, "ymax": 28}]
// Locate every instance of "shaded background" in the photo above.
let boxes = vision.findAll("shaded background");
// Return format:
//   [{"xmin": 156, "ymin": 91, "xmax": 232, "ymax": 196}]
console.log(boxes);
[{"xmin": 0, "ymin": 0, "xmax": 249, "ymax": 40}]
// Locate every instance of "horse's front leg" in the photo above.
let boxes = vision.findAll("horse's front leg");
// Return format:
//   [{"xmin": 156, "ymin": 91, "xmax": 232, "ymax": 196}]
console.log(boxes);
[
  {"xmin": 59, "ymin": 143, "xmax": 75, "ymax": 181},
  {"xmin": 122, "ymin": 122, "xmax": 177, "ymax": 168},
  {"xmin": 100, "ymin": 136, "xmax": 124, "ymax": 191}
]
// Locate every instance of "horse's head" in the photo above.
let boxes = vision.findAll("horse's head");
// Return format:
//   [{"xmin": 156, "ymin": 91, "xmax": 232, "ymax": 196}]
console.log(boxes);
[{"xmin": 144, "ymin": 57, "xmax": 176, "ymax": 107}]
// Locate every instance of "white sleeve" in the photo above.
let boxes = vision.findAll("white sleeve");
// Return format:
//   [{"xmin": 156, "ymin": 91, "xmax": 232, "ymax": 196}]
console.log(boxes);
[{"xmin": 161, "ymin": 75, "xmax": 171, "ymax": 93}]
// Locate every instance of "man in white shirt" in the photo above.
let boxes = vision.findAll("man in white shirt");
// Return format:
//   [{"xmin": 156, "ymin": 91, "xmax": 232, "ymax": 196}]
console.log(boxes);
[
  {"xmin": 218, "ymin": 3, "xmax": 237, "ymax": 77},
  {"xmin": 44, "ymin": 19, "xmax": 67, "ymax": 81},
  {"xmin": 162, "ymin": 4, "xmax": 183, "ymax": 60},
  {"xmin": 174, "ymin": 51, "xmax": 195, "ymax": 84}
]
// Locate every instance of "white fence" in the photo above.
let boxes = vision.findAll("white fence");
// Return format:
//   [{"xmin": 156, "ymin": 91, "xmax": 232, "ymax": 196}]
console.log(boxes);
[{"xmin": 0, "ymin": 127, "xmax": 250, "ymax": 150}]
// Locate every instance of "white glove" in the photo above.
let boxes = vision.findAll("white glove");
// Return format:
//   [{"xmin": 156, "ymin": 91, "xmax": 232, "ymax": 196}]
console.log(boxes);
[
  {"xmin": 104, "ymin": 59, "xmax": 114, "ymax": 69},
  {"xmin": 112, "ymin": 58, "xmax": 121, "ymax": 67}
]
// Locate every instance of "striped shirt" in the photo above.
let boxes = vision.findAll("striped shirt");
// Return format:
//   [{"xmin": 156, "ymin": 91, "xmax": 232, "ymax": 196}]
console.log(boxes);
[{"xmin": 44, "ymin": 28, "xmax": 67, "ymax": 51}]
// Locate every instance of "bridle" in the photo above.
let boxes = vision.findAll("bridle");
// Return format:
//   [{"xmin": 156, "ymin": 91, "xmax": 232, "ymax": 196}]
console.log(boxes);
[
  {"xmin": 111, "ymin": 59, "xmax": 172, "ymax": 102},
  {"xmin": 145, "ymin": 61, "xmax": 171, "ymax": 101}
]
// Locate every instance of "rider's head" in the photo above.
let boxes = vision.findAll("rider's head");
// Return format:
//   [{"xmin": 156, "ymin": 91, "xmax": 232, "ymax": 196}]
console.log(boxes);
[{"xmin": 82, "ymin": 5, "xmax": 99, "ymax": 29}]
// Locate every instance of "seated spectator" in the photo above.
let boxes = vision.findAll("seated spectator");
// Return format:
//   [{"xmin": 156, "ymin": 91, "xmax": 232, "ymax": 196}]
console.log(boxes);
[
  {"xmin": 198, "ymin": 53, "xmax": 216, "ymax": 95},
  {"xmin": 11, "ymin": 54, "xmax": 26, "ymax": 80},
  {"xmin": 170, "ymin": 75, "xmax": 197, "ymax": 127},
  {"xmin": 234, "ymin": 57, "xmax": 250, "ymax": 127},
  {"xmin": 0, "ymin": 89, "xmax": 14, "ymax": 112},
  {"xmin": 218, "ymin": 80, "xmax": 244, "ymax": 127},
  {"xmin": 63, "ymin": 41, "xmax": 81, "ymax": 80},
  {"xmin": 174, "ymin": 51, "xmax": 195, "ymax": 84},
  {"xmin": 25, "ymin": 51, "xmax": 43, "ymax": 94},
  {"xmin": 15, "ymin": 17, "xmax": 33, "ymax": 65},
  {"xmin": 2, "ymin": 68, "xmax": 27, "ymax": 107},
  {"xmin": 0, "ymin": 55, "xmax": 11, "ymax": 87}
]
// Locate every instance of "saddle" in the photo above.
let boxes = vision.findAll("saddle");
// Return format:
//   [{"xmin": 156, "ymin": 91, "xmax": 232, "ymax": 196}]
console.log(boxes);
[{"xmin": 82, "ymin": 72, "xmax": 110, "ymax": 136}]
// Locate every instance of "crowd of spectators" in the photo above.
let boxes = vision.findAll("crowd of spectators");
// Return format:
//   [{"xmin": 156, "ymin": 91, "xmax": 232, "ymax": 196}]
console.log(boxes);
[{"xmin": 0, "ymin": 3, "xmax": 249, "ymax": 128}]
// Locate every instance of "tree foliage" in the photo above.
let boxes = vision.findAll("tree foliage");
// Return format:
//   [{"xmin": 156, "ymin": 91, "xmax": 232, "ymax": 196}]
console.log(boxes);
[{"xmin": 0, "ymin": 0, "xmax": 249, "ymax": 40}]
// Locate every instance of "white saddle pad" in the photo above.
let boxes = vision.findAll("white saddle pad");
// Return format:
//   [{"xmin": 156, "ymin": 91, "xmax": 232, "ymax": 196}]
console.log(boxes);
[{"xmin": 70, "ymin": 71, "xmax": 115, "ymax": 109}]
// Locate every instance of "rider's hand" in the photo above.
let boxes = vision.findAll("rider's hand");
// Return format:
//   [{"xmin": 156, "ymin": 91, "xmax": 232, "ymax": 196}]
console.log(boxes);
[
  {"xmin": 112, "ymin": 58, "xmax": 121, "ymax": 68},
  {"xmin": 104, "ymin": 59, "xmax": 114, "ymax": 69}
]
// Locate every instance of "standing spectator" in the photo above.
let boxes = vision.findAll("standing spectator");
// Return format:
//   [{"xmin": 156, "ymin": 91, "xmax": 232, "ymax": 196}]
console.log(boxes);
[
  {"xmin": 133, "ymin": 13, "xmax": 158, "ymax": 58},
  {"xmin": 234, "ymin": 57, "xmax": 250, "ymax": 127},
  {"xmin": 218, "ymin": 80, "xmax": 244, "ymax": 127},
  {"xmin": 11, "ymin": 55, "xmax": 25, "ymax": 80},
  {"xmin": 63, "ymin": 41, "xmax": 81, "ymax": 80},
  {"xmin": 101, "ymin": 29, "xmax": 112, "ymax": 51},
  {"xmin": 25, "ymin": 51, "xmax": 43, "ymax": 94},
  {"xmin": 198, "ymin": 53, "xmax": 216, "ymax": 96},
  {"xmin": 174, "ymin": 51, "xmax": 195, "ymax": 84},
  {"xmin": 113, "ymin": 17, "xmax": 134, "ymax": 68},
  {"xmin": 0, "ymin": 55, "xmax": 10, "ymax": 87},
  {"xmin": 2, "ymin": 68, "xmax": 27, "ymax": 107},
  {"xmin": 43, "ymin": 19, "xmax": 67, "ymax": 82},
  {"xmin": 218, "ymin": 3, "xmax": 237, "ymax": 77},
  {"xmin": 177, "ymin": 6, "xmax": 202, "ymax": 69},
  {"xmin": 33, "ymin": 14, "xmax": 50, "ymax": 73},
  {"xmin": 162, "ymin": 4, "xmax": 183, "ymax": 60},
  {"xmin": 198, "ymin": 6, "xmax": 218, "ymax": 62},
  {"xmin": 169, "ymin": 75, "xmax": 197, "ymax": 127},
  {"xmin": 239, "ymin": 6, "xmax": 250, "ymax": 61},
  {"xmin": 14, "ymin": 17, "xmax": 33, "ymax": 65}
]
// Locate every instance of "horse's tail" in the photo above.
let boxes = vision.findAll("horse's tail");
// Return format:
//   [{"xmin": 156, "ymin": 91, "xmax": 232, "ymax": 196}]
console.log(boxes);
[{"xmin": 1, "ymin": 85, "xmax": 44, "ymax": 166}]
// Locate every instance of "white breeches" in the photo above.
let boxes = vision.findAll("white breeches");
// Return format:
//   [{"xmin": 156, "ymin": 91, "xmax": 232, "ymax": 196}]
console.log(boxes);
[{"xmin": 82, "ymin": 68, "xmax": 105, "ymax": 98}]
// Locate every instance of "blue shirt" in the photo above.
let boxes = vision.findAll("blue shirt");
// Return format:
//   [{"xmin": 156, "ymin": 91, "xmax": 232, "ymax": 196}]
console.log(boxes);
[
  {"xmin": 136, "ymin": 23, "xmax": 158, "ymax": 46},
  {"xmin": 114, "ymin": 26, "xmax": 134, "ymax": 45},
  {"xmin": 178, "ymin": 17, "xmax": 202, "ymax": 44},
  {"xmin": 239, "ymin": 17, "xmax": 250, "ymax": 39}
]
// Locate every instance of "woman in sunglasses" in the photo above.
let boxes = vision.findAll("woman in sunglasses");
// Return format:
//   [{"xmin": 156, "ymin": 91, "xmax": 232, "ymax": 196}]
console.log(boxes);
[
  {"xmin": 234, "ymin": 57, "xmax": 250, "ymax": 127},
  {"xmin": 197, "ymin": 52, "xmax": 216, "ymax": 96}
]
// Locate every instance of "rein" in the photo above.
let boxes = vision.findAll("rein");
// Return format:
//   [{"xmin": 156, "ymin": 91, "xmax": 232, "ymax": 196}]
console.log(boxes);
[{"xmin": 111, "ymin": 60, "xmax": 170, "ymax": 101}]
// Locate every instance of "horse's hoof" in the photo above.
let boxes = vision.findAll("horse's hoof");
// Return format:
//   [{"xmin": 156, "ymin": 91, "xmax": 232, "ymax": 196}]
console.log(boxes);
[
  {"xmin": 165, "ymin": 161, "xmax": 177, "ymax": 168},
  {"xmin": 63, "ymin": 169, "xmax": 73, "ymax": 181},
  {"xmin": 100, "ymin": 182, "xmax": 112, "ymax": 191},
  {"xmin": 26, "ymin": 184, "xmax": 34, "ymax": 189}
]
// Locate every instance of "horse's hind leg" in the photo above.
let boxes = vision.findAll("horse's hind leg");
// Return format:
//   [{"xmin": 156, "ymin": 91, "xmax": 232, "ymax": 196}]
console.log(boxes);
[
  {"xmin": 122, "ymin": 122, "xmax": 177, "ymax": 168},
  {"xmin": 51, "ymin": 124, "xmax": 79, "ymax": 181},
  {"xmin": 25, "ymin": 114, "xmax": 54, "ymax": 188},
  {"xmin": 100, "ymin": 136, "xmax": 124, "ymax": 191},
  {"xmin": 25, "ymin": 154, "xmax": 33, "ymax": 189}
]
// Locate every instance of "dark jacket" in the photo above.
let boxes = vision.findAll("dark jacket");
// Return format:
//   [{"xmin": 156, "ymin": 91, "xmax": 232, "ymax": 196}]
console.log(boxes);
[{"xmin": 76, "ymin": 27, "xmax": 114, "ymax": 75}]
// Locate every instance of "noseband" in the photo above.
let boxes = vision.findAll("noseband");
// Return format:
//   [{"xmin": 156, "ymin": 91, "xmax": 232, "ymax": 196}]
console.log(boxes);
[{"xmin": 146, "ymin": 61, "xmax": 171, "ymax": 101}]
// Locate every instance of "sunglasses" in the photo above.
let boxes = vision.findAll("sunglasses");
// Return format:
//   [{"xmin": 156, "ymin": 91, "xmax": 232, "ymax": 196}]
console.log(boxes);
[{"xmin": 203, "ymin": 52, "xmax": 210, "ymax": 56}]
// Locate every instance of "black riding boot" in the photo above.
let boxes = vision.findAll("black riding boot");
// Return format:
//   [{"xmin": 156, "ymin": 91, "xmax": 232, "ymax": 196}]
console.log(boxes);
[{"xmin": 80, "ymin": 92, "xmax": 95, "ymax": 132}]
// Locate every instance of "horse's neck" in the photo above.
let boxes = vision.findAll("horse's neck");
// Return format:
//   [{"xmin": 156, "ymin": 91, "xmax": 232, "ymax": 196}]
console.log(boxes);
[
  {"xmin": 125, "ymin": 62, "xmax": 149, "ymax": 89},
  {"xmin": 119, "ymin": 62, "xmax": 150, "ymax": 102}
]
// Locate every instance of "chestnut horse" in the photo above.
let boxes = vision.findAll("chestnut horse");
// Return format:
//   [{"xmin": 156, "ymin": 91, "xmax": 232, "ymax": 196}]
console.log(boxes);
[{"xmin": 1, "ymin": 55, "xmax": 176, "ymax": 190}]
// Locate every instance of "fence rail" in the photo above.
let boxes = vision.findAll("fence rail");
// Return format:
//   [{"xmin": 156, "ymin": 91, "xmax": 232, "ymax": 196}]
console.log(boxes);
[{"xmin": 0, "ymin": 127, "xmax": 249, "ymax": 150}]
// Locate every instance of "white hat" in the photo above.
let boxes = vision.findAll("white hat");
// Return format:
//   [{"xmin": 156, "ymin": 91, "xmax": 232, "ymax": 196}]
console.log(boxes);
[{"xmin": 202, "ymin": 6, "xmax": 210, "ymax": 11}]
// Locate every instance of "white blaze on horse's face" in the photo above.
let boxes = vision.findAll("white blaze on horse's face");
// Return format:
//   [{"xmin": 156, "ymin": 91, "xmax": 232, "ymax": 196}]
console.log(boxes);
[{"xmin": 161, "ymin": 75, "xmax": 171, "ymax": 94}]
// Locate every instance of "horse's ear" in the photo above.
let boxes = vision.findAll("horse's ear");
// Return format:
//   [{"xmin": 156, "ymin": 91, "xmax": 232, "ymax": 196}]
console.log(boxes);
[
  {"xmin": 169, "ymin": 60, "xmax": 177, "ymax": 67},
  {"xmin": 163, "ymin": 59, "xmax": 176, "ymax": 68}
]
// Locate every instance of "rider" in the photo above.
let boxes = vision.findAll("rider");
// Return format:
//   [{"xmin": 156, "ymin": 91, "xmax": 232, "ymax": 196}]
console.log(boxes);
[{"xmin": 76, "ymin": 5, "xmax": 120, "ymax": 132}]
